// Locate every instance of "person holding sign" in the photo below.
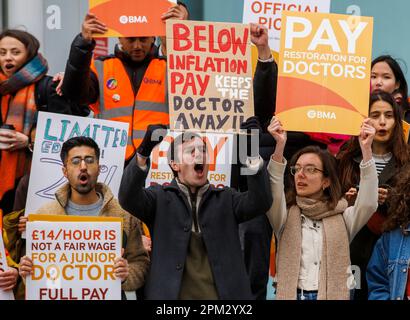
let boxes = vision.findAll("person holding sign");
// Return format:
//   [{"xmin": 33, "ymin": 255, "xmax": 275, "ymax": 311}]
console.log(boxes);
[
  {"xmin": 337, "ymin": 92, "xmax": 410, "ymax": 300},
  {"xmin": 61, "ymin": 3, "xmax": 189, "ymax": 163},
  {"xmin": 367, "ymin": 166, "xmax": 410, "ymax": 300},
  {"xmin": 118, "ymin": 124, "xmax": 272, "ymax": 299},
  {"xmin": 18, "ymin": 137, "xmax": 149, "ymax": 296},
  {"xmin": 0, "ymin": 30, "xmax": 89, "ymax": 215},
  {"xmin": 0, "ymin": 235, "xmax": 19, "ymax": 295},
  {"xmin": 266, "ymin": 117, "xmax": 378, "ymax": 300}
]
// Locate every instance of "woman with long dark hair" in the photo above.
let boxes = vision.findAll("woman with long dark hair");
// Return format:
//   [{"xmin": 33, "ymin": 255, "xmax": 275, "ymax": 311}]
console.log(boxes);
[
  {"xmin": 371, "ymin": 55, "xmax": 410, "ymax": 122},
  {"xmin": 337, "ymin": 91, "xmax": 410, "ymax": 299}
]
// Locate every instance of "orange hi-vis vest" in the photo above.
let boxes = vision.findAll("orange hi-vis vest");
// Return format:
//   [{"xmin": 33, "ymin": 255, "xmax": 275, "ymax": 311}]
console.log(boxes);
[{"xmin": 91, "ymin": 57, "xmax": 168, "ymax": 160}]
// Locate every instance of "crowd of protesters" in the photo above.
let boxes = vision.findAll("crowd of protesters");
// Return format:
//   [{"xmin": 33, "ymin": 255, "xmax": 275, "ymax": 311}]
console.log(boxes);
[{"xmin": 1, "ymin": 1, "xmax": 410, "ymax": 301}]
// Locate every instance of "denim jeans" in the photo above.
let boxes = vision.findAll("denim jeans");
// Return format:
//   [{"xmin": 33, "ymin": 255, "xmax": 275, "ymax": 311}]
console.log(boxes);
[
  {"xmin": 296, "ymin": 289, "xmax": 355, "ymax": 300},
  {"xmin": 297, "ymin": 290, "xmax": 318, "ymax": 300}
]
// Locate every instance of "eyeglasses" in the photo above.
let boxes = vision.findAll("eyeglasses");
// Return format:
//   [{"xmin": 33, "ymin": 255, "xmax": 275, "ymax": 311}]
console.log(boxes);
[
  {"xmin": 290, "ymin": 165, "xmax": 324, "ymax": 176},
  {"xmin": 69, "ymin": 156, "xmax": 96, "ymax": 166}
]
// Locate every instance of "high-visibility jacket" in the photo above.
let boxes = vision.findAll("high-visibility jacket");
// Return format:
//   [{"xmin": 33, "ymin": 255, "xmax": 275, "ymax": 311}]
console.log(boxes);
[{"xmin": 91, "ymin": 57, "xmax": 168, "ymax": 160}]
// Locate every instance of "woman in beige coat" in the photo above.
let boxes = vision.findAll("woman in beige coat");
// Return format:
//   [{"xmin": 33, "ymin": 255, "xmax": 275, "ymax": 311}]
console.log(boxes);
[{"xmin": 266, "ymin": 117, "xmax": 378, "ymax": 300}]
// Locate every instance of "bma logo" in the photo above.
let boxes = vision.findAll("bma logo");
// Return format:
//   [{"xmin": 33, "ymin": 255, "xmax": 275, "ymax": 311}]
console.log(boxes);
[
  {"xmin": 143, "ymin": 78, "xmax": 162, "ymax": 85},
  {"xmin": 119, "ymin": 15, "xmax": 148, "ymax": 24},
  {"xmin": 307, "ymin": 110, "xmax": 337, "ymax": 120}
]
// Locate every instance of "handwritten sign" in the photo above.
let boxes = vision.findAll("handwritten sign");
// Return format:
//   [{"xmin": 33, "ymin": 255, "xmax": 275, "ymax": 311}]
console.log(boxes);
[
  {"xmin": 89, "ymin": 0, "xmax": 177, "ymax": 37},
  {"xmin": 26, "ymin": 215, "xmax": 122, "ymax": 300},
  {"xmin": 276, "ymin": 12, "xmax": 373, "ymax": 135},
  {"xmin": 167, "ymin": 20, "xmax": 254, "ymax": 133},
  {"xmin": 25, "ymin": 112, "xmax": 128, "ymax": 217}
]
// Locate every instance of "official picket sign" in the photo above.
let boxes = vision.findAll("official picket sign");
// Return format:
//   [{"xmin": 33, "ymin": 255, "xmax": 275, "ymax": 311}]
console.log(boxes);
[
  {"xmin": 242, "ymin": 0, "xmax": 330, "ymax": 56},
  {"xmin": 276, "ymin": 11, "xmax": 373, "ymax": 135},
  {"xmin": 25, "ymin": 112, "xmax": 128, "ymax": 218},
  {"xmin": 26, "ymin": 215, "xmax": 122, "ymax": 300}
]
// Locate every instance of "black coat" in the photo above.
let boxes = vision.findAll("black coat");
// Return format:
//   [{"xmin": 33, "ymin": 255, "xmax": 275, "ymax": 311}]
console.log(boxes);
[
  {"xmin": 35, "ymin": 75, "xmax": 90, "ymax": 116},
  {"xmin": 119, "ymin": 158, "xmax": 273, "ymax": 300}
]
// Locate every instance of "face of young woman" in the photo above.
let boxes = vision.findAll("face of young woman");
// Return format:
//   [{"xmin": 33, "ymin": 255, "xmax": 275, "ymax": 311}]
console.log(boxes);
[
  {"xmin": 371, "ymin": 61, "xmax": 399, "ymax": 94},
  {"xmin": 0, "ymin": 36, "xmax": 29, "ymax": 77},
  {"xmin": 369, "ymin": 100, "xmax": 396, "ymax": 144},
  {"xmin": 293, "ymin": 153, "xmax": 330, "ymax": 200}
]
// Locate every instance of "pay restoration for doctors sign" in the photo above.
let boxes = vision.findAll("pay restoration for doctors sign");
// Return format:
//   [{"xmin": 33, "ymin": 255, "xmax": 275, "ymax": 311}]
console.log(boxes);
[{"xmin": 276, "ymin": 11, "xmax": 373, "ymax": 135}]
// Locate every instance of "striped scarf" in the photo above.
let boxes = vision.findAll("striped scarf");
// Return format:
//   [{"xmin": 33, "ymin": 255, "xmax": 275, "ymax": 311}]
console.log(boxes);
[{"xmin": 0, "ymin": 54, "xmax": 48, "ymax": 201}]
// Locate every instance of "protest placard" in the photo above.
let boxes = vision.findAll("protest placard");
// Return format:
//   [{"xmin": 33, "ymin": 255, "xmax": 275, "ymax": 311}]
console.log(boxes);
[
  {"xmin": 146, "ymin": 131, "xmax": 234, "ymax": 188},
  {"xmin": 276, "ymin": 11, "xmax": 373, "ymax": 135},
  {"xmin": 0, "ymin": 232, "xmax": 15, "ymax": 300},
  {"xmin": 243, "ymin": 0, "xmax": 330, "ymax": 55},
  {"xmin": 26, "ymin": 215, "xmax": 122, "ymax": 300},
  {"xmin": 89, "ymin": 0, "xmax": 176, "ymax": 37},
  {"xmin": 167, "ymin": 20, "xmax": 254, "ymax": 133},
  {"xmin": 25, "ymin": 112, "xmax": 128, "ymax": 217}
]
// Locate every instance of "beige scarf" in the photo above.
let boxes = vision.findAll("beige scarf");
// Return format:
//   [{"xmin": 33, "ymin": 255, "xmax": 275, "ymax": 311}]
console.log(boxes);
[{"xmin": 276, "ymin": 196, "xmax": 350, "ymax": 300}]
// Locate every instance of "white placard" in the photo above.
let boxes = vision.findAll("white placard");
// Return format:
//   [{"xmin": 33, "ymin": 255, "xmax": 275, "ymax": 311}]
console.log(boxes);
[
  {"xmin": 25, "ymin": 112, "xmax": 129, "ymax": 216},
  {"xmin": 26, "ymin": 219, "xmax": 122, "ymax": 300},
  {"xmin": 243, "ymin": 0, "xmax": 331, "ymax": 53}
]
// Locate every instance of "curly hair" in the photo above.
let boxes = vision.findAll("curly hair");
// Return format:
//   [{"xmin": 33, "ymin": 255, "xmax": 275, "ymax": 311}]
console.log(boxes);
[{"xmin": 384, "ymin": 163, "xmax": 410, "ymax": 233}]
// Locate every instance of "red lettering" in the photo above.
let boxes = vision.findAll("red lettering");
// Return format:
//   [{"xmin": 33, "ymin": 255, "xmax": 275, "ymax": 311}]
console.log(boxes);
[
  {"xmin": 218, "ymin": 29, "xmax": 231, "ymax": 53},
  {"xmin": 208, "ymin": 25, "xmax": 220, "ymax": 53},
  {"xmin": 251, "ymin": 1, "xmax": 262, "ymax": 13},
  {"xmin": 182, "ymin": 73, "xmax": 197, "ymax": 95},
  {"xmin": 173, "ymin": 23, "xmax": 191, "ymax": 51},
  {"xmin": 193, "ymin": 26, "xmax": 207, "ymax": 52},
  {"xmin": 170, "ymin": 72, "xmax": 184, "ymax": 94},
  {"xmin": 231, "ymin": 27, "xmax": 248, "ymax": 55}
]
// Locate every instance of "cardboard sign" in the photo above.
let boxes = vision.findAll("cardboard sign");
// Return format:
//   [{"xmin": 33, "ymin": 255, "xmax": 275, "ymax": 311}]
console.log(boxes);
[
  {"xmin": 25, "ymin": 112, "xmax": 128, "ymax": 217},
  {"xmin": 0, "ymin": 233, "xmax": 15, "ymax": 300},
  {"xmin": 89, "ymin": 0, "xmax": 176, "ymax": 37},
  {"xmin": 26, "ymin": 215, "xmax": 122, "ymax": 300},
  {"xmin": 276, "ymin": 11, "xmax": 373, "ymax": 135},
  {"xmin": 243, "ymin": 0, "xmax": 330, "ymax": 55},
  {"xmin": 167, "ymin": 20, "xmax": 254, "ymax": 133},
  {"xmin": 146, "ymin": 131, "xmax": 234, "ymax": 188}
]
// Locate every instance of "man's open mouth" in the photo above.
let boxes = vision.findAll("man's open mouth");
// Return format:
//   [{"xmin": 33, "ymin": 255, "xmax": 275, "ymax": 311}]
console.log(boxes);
[
  {"xmin": 79, "ymin": 173, "xmax": 89, "ymax": 184},
  {"xmin": 194, "ymin": 163, "xmax": 204, "ymax": 175}
]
